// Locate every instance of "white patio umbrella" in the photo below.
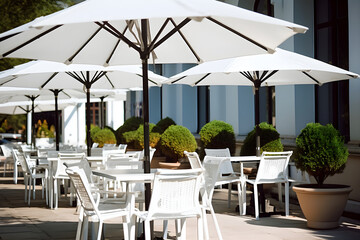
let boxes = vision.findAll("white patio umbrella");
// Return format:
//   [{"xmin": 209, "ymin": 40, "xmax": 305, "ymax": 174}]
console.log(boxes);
[
  {"xmin": 166, "ymin": 48, "xmax": 359, "ymax": 155},
  {"xmin": 0, "ymin": 60, "xmax": 165, "ymax": 154},
  {"xmin": 0, "ymin": 0, "xmax": 308, "ymax": 210},
  {"xmin": 0, "ymin": 87, "xmax": 86, "ymax": 149}
]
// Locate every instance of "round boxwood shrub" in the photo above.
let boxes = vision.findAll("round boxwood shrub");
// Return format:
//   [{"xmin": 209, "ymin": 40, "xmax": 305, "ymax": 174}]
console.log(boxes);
[
  {"xmin": 199, "ymin": 120, "xmax": 236, "ymax": 156},
  {"xmin": 240, "ymin": 122, "xmax": 283, "ymax": 156},
  {"xmin": 90, "ymin": 125, "xmax": 101, "ymax": 140},
  {"xmin": 115, "ymin": 117, "xmax": 143, "ymax": 145},
  {"xmin": 123, "ymin": 123, "xmax": 161, "ymax": 150},
  {"xmin": 93, "ymin": 128, "xmax": 116, "ymax": 148},
  {"xmin": 159, "ymin": 125, "xmax": 197, "ymax": 162},
  {"xmin": 152, "ymin": 117, "xmax": 176, "ymax": 134},
  {"xmin": 295, "ymin": 123, "xmax": 348, "ymax": 185}
]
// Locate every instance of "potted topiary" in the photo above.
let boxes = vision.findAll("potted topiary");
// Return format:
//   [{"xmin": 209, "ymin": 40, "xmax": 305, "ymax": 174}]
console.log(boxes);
[{"xmin": 293, "ymin": 123, "xmax": 352, "ymax": 229}]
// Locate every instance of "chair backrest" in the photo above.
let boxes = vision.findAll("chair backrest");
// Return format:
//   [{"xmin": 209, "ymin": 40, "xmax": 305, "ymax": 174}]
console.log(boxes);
[
  {"xmin": 118, "ymin": 144, "xmax": 127, "ymax": 153},
  {"xmin": 65, "ymin": 167, "xmax": 98, "ymax": 212},
  {"xmin": 204, "ymin": 148, "xmax": 234, "ymax": 175},
  {"xmin": 64, "ymin": 157, "xmax": 94, "ymax": 184},
  {"xmin": 256, "ymin": 151, "xmax": 293, "ymax": 183},
  {"xmin": 147, "ymin": 169, "xmax": 203, "ymax": 220},
  {"xmin": 202, "ymin": 156, "xmax": 229, "ymax": 201},
  {"xmin": 1, "ymin": 144, "xmax": 13, "ymax": 158},
  {"xmin": 92, "ymin": 143, "xmax": 99, "ymax": 148},
  {"xmin": 184, "ymin": 151, "xmax": 203, "ymax": 170},
  {"xmin": 12, "ymin": 149, "xmax": 31, "ymax": 175},
  {"xmin": 54, "ymin": 152, "xmax": 85, "ymax": 179},
  {"xmin": 137, "ymin": 147, "xmax": 156, "ymax": 162}
]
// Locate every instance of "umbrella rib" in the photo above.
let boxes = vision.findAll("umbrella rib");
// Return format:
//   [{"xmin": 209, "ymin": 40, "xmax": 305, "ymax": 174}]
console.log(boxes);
[
  {"xmin": 148, "ymin": 18, "xmax": 171, "ymax": 52},
  {"xmin": 91, "ymin": 71, "xmax": 107, "ymax": 85},
  {"xmin": 100, "ymin": 22, "xmax": 141, "ymax": 53},
  {"xmin": 136, "ymin": 73, "xmax": 158, "ymax": 86},
  {"xmin": 40, "ymin": 72, "xmax": 59, "ymax": 89},
  {"xmin": 168, "ymin": 18, "xmax": 201, "ymax": 62},
  {"xmin": 261, "ymin": 70, "xmax": 278, "ymax": 83},
  {"xmin": 170, "ymin": 76, "xmax": 186, "ymax": 84},
  {"xmin": 2, "ymin": 25, "xmax": 62, "ymax": 58},
  {"xmin": 302, "ymin": 71, "xmax": 321, "ymax": 85},
  {"xmin": 207, "ymin": 17, "xmax": 268, "ymax": 52},
  {"xmin": 152, "ymin": 18, "xmax": 192, "ymax": 52},
  {"xmin": 66, "ymin": 24, "xmax": 105, "ymax": 64},
  {"xmin": 240, "ymin": 71, "xmax": 256, "ymax": 84},
  {"xmin": 105, "ymin": 25, "xmax": 129, "ymax": 65},
  {"xmin": 104, "ymin": 73, "xmax": 115, "ymax": 88},
  {"xmin": 194, "ymin": 73, "xmax": 211, "ymax": 85},
  {"xmin": 0, "ymin": 76, "xmax": 17, "ymax": 86},
  {"xmin": 66, "ymin": 71, "xmax": 85, "ymax": 85}
]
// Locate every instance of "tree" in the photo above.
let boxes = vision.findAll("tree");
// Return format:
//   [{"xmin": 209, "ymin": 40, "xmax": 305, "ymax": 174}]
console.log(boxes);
[{"xmin": 0, "ymin": 0, "xmax": 77, "ymax": 71}]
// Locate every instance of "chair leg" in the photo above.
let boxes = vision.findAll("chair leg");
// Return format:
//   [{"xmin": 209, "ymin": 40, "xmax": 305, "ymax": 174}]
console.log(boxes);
[
  {"xmin": 162, "ymin": 220, "xmax": 168, "ymax": 240},
  {"xmin": 175, "ymin": 218, "xmax": 186, "ymax": 240},
  {"xmin": 97, "ymin": 220, "xmax": 103, "ymax": 240},
  {"xmin": 75, "ymin": 208, "xmax": 84, "ymax": 240},
  {"xmin": 201, "ymin": 207, "xmax": 209, "ymax": 240},
  {"xmin": 209, "ymin": 204, "xmax": 223, "ymax": 240},
  {"xmin": 253, "ymin": 184, "xmax": 259, "ymax": 220},
  {"xmin": 278, "ymin": 183, "xmax": 283, "ymax": 203},
  {"xmin": 28, "ymin": 178, "xmax": 32, "ymax": 206},
  {"xmin": 144, "ymin": 220, "xmax": 151, "ymax": 240},
  {"xmin": 24, "ymin": 175, "xmax": 28, "ymax": 202},
  {"xmin": 197, "ymin": 216, "xmax": 203, "ymax": 240},
  {"xmin": 285, "ymin": 181, "xmax": 289, "ymax": 217},
  {"xmin": 227, "ymin": 183, "xmax": 232, "ymax": 208},
  {"xmin": 240, "ymin": 179, "xmax": 247, "ymax": 216}
]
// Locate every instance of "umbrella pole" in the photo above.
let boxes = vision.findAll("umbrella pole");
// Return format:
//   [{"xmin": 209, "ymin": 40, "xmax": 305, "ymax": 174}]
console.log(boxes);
[
  {"xmin": 51, "ymin": 89, "xmax": 60, "ymax": 151},
  {"xmin": 141, "ymin": 19, "xmax": 151, "ymax": 212},
  {"xmin": 100, "ymin": 96, "xmax": 105, "ymax": 129},
  {"xmin": 85, "ymin": 74, "xmax": 91, "ymax": 156},
  {"xmin": 254, "ymin": 80, "xmax": 261, "ymax": 157}
]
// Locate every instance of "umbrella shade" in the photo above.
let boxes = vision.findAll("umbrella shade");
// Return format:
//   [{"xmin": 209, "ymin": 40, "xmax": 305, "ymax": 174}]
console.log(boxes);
[
  {"xmin": 0, "ymin": 0, "xmax": 307, "ymax": 212},
  {"xmin": 0, "ymin": 0, "xmax": 307, "ymax": 65},
  {"xmin": 0, "ymin": 60, "xmax": 165, "ymax": 154},
  {"xmin": 0, "ymin": 61, "xmax": 164, "ymax": 89},
  {"xmin": 167, "ymin": 48, "xmax": 359, "ymax": 155},
  {"xmin": 0, "ymin": 99, "xmax": 74, "ymax": 115}
]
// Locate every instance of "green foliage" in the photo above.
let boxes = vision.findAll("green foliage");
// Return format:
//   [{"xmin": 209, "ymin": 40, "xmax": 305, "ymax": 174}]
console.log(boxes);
[
  {"xmin": 152, "ymin": 117, "xmax": 176, "ymax": 134},
  {"xmin": 123, "ymin": 123, "xmax": 160, "ymax": 150},
  {"xmin": 295, "ymin": 123, "xmax": 348, "ymax": 185},
  {"xmin": 36, "ymin": 120, "xmax": 55, "ymax": 138},
  {"xmin": 0, "ymin": 0, "xmax": 76, "ymax": 71},
  {"xmin": 93, "ymin": 128, "xmax": 116, "ymax": 148},
  {"xmin": 90, "ymin": 125, "xmax": 101, "ymax": 142},
  {"xmin": 199, "ymin": 120, "xmax": 236, "ymax": 157},
  {"xmin": 160, "ymin": 125, "xmax": 197, "ymax": 162},
  {"xmin": 115, "ymin": 117, "xmax": 143, "ymax": 145},
  {"xmin": 240, "ymin": 122, "xmax": 283, "ymax": 156},
  {"xmin": 0, "ymin": 115, "xmax": 27, "ymax": 133}
]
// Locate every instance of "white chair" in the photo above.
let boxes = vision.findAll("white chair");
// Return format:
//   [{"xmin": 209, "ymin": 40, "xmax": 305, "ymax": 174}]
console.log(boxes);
[
  {"xmin": 118, "ymin": 144, "xmax": 127, "ymax": 153},
  {"xmin": 134, "ymin": 169, "xmax": 204, "ymax": 240},
  {"xmin": 240, "ymin": 151, "xmax": 293, "ymax": 220},
  {"xmin": 66, "ymin": 167, "xmax": 135, "ymax": 240},
  {"xmin": 204, "ymin": 148, "xmax": 241, "ymax": 208},
  {"xmin": 0, "ymin": 144, "xmax": 14, "ymax": 177},
  {"xmin": 12, "ymin": 149, "xmax": 48, "ymax": 206},
  {"xmin": 185, "ymin": 151, "xmax": 223, "ymax": 240},
  {"xmin": 53, "ymin": 152, "xmax": 85, "ymax": 208}
]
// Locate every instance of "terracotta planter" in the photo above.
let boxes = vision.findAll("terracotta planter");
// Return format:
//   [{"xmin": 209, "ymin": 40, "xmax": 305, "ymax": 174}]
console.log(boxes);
[{"xmin": 293, "ymin": 184, "xmax": 352, "ymax": 229}]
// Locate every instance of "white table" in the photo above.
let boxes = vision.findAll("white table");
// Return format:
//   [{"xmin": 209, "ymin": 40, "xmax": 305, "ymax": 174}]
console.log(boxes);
[{"xmin": 229, "ymin": 156, "xmax": 261, "ymax": 178}]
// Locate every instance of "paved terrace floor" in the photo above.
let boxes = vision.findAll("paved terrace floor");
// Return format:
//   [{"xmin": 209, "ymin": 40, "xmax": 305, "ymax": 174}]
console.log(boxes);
[{"xmin": 0, "ymin": 175, "xmax": 360, "ymax": 240}]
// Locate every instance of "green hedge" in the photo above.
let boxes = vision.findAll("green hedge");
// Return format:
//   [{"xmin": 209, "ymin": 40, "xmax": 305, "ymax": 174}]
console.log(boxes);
[
  {"xmin": 93, "ymin": 128, "xmax": 116, "ymax": 148},
  {"xmin": 199, "ymin": 120, "xmax": 236, "ymax": 157},
  {"xmin": 152, "ymin": 117, "xmax": 176, "ymax": 134},
  {"xmin": 159, "ymin": 125, "xmax": 197, "ymax": 162},
  {"xmin": 115, "ymin": 117, "xmax": 143, "ymax": 145},
  {"xmin": 240, "ymin": 122, "xmax": 283, "ymax": 156}
]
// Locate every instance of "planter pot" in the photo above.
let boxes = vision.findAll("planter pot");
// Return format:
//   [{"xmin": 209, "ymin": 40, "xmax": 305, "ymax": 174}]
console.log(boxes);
[{"xmin": 293, "ymin": 184, "xmax": 352, "ymax": 229}]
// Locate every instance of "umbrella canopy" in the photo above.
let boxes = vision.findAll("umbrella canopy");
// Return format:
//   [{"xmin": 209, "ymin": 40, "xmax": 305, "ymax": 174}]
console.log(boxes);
[
  {"xmin": 0, "ymin": 60, "xmax": 165, "ymax": 153},
  {"xmin": 166, "ymin": 48, "xmax": 359, "ymax": 155},
  {"xmin": 0, "ymin": 100, "xmax": 74, "ymax": 115},
  {"xmin": 0, "ymin": 0, "xmax": 307, "ymax": 65},
  {"xmin": 0, "ymin": 0, "xmax": 307, "ymax": 211}
]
